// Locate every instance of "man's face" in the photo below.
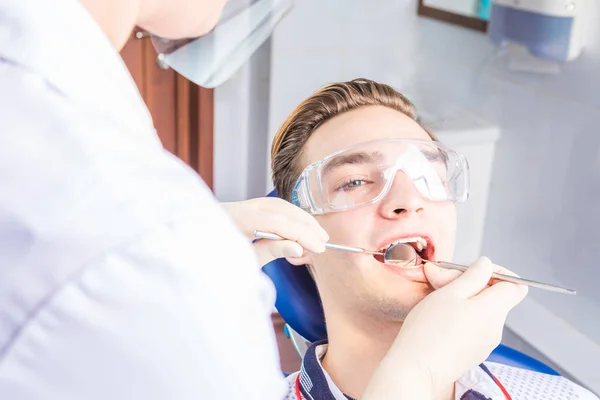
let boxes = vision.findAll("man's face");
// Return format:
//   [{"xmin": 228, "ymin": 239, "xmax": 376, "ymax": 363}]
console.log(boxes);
[{"xmin": 301, "ymin": 106, "xmax": 457, "ymax": 322}]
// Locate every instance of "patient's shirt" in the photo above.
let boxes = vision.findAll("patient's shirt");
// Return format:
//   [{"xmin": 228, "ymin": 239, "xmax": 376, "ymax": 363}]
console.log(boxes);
[{"xmin": 285, "ymin": 342, "xmax": 598, "ymax": 400}]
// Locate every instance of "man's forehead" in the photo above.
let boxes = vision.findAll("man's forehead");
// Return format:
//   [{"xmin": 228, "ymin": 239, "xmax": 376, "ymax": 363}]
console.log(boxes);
[
  {"xmin": 320, "ymin": 151, "xmax": 385, "ymax": 176},
  {"xmin": 301, "ymin": 107, "xmax": 431, "ymax": 166}
]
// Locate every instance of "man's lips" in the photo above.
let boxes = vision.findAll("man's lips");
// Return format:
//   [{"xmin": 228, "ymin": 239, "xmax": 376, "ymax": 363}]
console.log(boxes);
[
  {"xmin": 380, "ymin": 259, "xmax": 428, "ymax": 283},
  {"xmin": 375, "ymin": 232, "xmax": 432, "ymax": 250},
  {"xmin": 374, "ymin": 235, "xmax": 436, "ymax": 264},
  {"xmin": 371, "ymin": 237, "xmax": 436, "ymax": 283}
]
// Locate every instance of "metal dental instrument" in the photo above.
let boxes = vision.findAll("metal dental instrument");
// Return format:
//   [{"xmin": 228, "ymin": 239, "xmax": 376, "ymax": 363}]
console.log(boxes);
[
  {"xmin": 383, "ymin": 244, "xmax": 577, "ymax": 296},
  {"xmin": 253, "ymin": 230, "xmax": 577, "ymax": 295},
  {"xmin": 254, "ymin": 230, "xmax": 383, "ymax": 256}
]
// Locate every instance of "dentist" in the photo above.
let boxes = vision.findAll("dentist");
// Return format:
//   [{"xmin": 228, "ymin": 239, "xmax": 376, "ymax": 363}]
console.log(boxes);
[{"xmin": 0, "ymin": 0, "xmax": 526, "ymax": 399}]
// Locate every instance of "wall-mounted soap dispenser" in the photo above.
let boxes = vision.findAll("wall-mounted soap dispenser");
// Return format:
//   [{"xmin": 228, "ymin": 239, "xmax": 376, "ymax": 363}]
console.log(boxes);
[{"xmin": 488, "ymin": 0, "xmax": 589, "ymax": 62}]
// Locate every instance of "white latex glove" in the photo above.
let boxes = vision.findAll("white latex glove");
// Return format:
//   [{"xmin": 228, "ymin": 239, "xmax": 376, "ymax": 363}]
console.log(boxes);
[
  {"xmin": 222, "ymin": 197, "xmax": 328, "ymax": 266},
  {"xmin": 364, "ymin": 257, "xmax": 528, "ymax": 400}
]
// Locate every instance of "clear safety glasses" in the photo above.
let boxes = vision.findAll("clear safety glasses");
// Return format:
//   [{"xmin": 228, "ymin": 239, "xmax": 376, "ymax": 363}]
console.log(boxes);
[
  {"xmin": 151, "ymin": 0, "xmax": 293, "ymax": 88},
  {"xmin": 291, "ymin": 138, "xmax": 470, "ymax": 215}
]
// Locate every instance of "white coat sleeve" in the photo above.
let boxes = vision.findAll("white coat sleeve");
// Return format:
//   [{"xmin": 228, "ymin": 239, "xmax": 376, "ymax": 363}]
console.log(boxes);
[{"xmin": 0, "ymin": 211, "xmax": 287, "ymax": 400}]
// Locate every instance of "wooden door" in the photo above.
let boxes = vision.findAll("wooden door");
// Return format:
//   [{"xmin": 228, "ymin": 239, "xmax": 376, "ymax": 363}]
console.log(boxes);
[
  {"xmin": 121, "ymin": 30, "xmax": 301, "ymax": 373},
  {"xmin": 272, "ymin": 313, "xmax": 302, "ymax": 372},
  {"xmin": 120, "ymin": 31, "xmax": 214, "ymax": 189}
]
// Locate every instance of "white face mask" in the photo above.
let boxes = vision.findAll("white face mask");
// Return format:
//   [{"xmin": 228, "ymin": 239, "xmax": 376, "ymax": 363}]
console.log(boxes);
[{"xmin": 150, "ymin": 0, "xmax": 293, "ymax": 88}]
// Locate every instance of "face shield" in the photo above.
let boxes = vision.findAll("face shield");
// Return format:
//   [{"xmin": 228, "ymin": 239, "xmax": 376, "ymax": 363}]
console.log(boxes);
[
  {"xmin": 291, "ymin": 138, "xmax": 470, "ymax": 215},
  {"xmin": 150, "ymin": 0, "xmax": 293, "ymax": 88}
]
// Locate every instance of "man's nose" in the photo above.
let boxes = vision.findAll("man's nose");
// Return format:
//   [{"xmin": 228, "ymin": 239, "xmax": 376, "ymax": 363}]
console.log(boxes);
[{"xmin": 378, "ymin": 170, "xmax": 424, "ymax": 219}]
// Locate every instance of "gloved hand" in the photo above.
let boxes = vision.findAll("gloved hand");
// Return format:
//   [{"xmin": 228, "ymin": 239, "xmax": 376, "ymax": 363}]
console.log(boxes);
[
  {"xmin": 364, "ymin": 257, "xmax": 528, "ymax": 400},
  {"xmin": 222, "ymin": 197, "xmax": 329, "ymax": 267}
]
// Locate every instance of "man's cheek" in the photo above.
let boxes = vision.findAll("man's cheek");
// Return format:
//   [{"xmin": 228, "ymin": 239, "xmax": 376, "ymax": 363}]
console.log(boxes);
[{"xmin": 321, "ymin": 216, "xmax": 366, "ymax": 242}]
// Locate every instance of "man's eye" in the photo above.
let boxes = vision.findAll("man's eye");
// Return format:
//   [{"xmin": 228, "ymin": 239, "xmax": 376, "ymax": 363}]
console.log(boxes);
[{"xmin": 340, "ymin": 179, "xmax": 367, "ymax": 190}]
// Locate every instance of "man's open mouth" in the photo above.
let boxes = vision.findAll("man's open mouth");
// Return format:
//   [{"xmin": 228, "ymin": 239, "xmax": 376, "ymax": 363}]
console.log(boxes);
[{"xmin": 373, "ymin": 236, "xmax": 435, "ymax": 266}]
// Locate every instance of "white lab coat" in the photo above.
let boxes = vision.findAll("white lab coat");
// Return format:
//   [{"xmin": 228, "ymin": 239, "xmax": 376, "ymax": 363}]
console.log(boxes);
[{"xmin": 0, "ymin": 0, "xmax": 286, "ymax": 399}]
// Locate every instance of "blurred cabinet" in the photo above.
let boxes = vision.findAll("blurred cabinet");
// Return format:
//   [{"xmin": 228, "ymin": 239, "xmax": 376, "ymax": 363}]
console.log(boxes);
[{"xmin": 120, "ymin": 30, "xmax": 215, "ymax": 189}]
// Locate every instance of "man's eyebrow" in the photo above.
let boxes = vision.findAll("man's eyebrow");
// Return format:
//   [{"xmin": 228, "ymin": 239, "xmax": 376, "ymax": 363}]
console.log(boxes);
[
  {"xmin": 422, "ymin": 148, "xmax": 447, "ymax": 162},
  {"xmin": 322, "ymin": 151, "xmax": 384, "ymax": 175}
]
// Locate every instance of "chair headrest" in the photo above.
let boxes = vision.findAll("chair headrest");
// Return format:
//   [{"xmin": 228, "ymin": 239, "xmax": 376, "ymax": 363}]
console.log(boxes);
[{"xmin": 261, "ymin": 190, "xmax": 327, "ymax": 342}]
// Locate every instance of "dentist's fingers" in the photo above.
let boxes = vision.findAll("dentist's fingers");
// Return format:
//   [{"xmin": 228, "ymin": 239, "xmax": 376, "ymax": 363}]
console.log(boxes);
[
  {"xmin": 253, "ymin": 239, "xmax": 304, "ymax": 266},
  {"xmin": 286, "ymin": 253, "xmax": 310, "ymax": 266},
  {"xmin": 223, "ymin": 198, "xmax": 329, "ymax": 262},
  {"xmin": 436, "ymin": 257, "xmax": 494, "ymax": 298},
  {"xmin": 424, "ymin": 260, "xmax": 521, "ymax": 291},
  {"xmin": 487, "ymin": 265, "xmax": 521, "ymax": 286},
  {"xmin": 256, "ymin": 197, "xmax": 328, "ymax": 240},
  {"xmin": 255, "ymin": 214, "xmax": 327, "ymax": 254},
  {"xmin": 423, "ymin": 262, "xmax": 462, "ymax": 289},
  {"xmin": 251, "ymin": 199, "xmax": 328, "ymax": 255},
  {"xmin": 379, "ymin": 258, "xmax": 527, "ymax": 397},
  {"xmin": 223, "ymin": 197, "xmax": 329, "ymax": 242},
  {"xmin": 475, "ymin": 265, "xmax": 528, "ymax": 312},
  {"xmin": 476, "ymin": 281, "xmax": 529, "ymax": 313},
  {"xmin": 222, "ymin": 197, "xmax": 332, "ymax": 267}
]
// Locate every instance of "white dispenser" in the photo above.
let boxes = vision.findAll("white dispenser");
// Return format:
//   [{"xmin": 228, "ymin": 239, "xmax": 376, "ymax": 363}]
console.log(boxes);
[{"xmin": 489, "ymin": 0, "xmax": 589, "ymax": 62}]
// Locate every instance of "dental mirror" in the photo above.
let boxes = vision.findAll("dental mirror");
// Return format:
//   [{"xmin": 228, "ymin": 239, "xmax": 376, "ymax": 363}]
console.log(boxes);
[
  {"xmin": 253, "ymin": 230, "xmax": 576, "ymax": 295},
  {"xmin": 381, "ymin": 243, "xmax": 420, "ymax": 268}
]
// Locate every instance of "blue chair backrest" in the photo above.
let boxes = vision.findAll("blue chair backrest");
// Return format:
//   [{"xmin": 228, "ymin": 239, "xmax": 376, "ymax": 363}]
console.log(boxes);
[
  {"xmin": 486, "ymin": 344, "xmax": 559, "ymax": 375},
  {"xmin": 261, "ymin": 190, "xmax": 327, "ymax": 342},
  {"xmin": 261, "ymin": 190, "xmax": 560, "ymax": 375}
]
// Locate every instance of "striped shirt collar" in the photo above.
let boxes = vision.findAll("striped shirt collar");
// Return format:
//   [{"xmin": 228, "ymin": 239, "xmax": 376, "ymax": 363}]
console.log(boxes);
[{"xmin": 296, "ymin": 340, "xmax": 507, "ymax": 400}]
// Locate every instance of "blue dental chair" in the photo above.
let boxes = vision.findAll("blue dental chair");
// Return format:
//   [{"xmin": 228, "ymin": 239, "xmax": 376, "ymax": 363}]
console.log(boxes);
[{"xmin": 261, "ymin": 190, "xmax": 559, "ymax": 376}]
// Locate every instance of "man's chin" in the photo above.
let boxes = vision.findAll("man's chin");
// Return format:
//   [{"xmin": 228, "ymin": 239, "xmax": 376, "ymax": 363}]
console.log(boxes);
[{"xmin": 368, "ymin": 287, "xmax": 433, "ymax": 322}]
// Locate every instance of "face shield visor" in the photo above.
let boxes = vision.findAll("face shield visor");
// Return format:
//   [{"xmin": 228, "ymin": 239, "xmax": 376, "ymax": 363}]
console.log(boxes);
[
  {"xmin": 291, "ymin": 138, "xmax": 470, "ymax": 215},
  {"xmin": 150, "ymin": 0, "xmax": 293, "ymax": 88}
]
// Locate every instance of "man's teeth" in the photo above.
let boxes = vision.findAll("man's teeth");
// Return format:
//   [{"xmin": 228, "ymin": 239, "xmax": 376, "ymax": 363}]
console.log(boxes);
[{"xmin": 381, "ymin": 237, "xmax": 428, "ymax": 252}]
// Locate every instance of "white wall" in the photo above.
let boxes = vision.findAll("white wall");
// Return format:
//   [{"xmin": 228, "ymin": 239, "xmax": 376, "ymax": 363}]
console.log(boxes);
[
  {"xmin": 266, "ymin": 0, "xmax": 421, "ymax": 185},
  {"xmin": 213, "ymin": 39, "xmax": 272, "ymax": 202},
  {"xmin": 263, "ymin": 0, "xmax": 600, "ymax": 391}
]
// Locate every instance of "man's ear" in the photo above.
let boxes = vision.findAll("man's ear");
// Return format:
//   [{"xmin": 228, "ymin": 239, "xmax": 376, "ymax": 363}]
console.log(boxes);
[{"xmin": 285, "ymin": 248, "xmax": 316, "ymax": 266}]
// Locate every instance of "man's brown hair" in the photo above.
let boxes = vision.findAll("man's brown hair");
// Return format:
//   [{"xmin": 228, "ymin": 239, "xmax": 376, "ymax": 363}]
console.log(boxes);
[{"xmin": 271, "ymin": 78, "xmax": 435, "ymax": 201}]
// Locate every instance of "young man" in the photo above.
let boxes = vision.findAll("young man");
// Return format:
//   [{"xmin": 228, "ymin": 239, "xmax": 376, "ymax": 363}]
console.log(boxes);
[{"xmin": 271, "ymin": 78, "xmax": 598, "ymax": 400}]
